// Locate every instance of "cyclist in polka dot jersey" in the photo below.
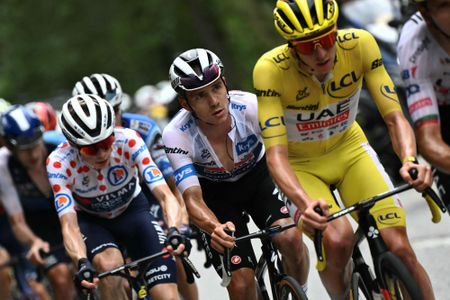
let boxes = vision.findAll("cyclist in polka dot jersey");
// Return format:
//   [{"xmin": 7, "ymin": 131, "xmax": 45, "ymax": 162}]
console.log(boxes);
[{"xmin": 46, "ymin": 95, "xmax": 188, "ymax": 300}]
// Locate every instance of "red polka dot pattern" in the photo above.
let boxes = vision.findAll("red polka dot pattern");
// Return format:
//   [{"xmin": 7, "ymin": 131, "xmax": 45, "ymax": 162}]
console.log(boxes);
[
  {"xmin": 53, "ymin": 184, "xmax": 61, "ymax": 192},
  {"xmin": 53, "ymin": 162, "xmax": 62, "ymax": 168},
  {"xmin": 66, "ymin": 169, "xmax": 72, "ymax": 177},
  {"xmin": 142, "ymin": 157, "xmax": 150, "ymax": 165},
  {"xmin": 99, "ymin": 185, "xmax": 106, "ymax": 191},
  {"xmin": 125, "ymin": 152, "xmax": 130, "ymax": 159},
  {"xmin": 70, "ymin": 161, "xmax": 76, "ymax": 168},
  {"xmin": 128, "ymin": 139, "xmax": 136, "ymax": 148}
]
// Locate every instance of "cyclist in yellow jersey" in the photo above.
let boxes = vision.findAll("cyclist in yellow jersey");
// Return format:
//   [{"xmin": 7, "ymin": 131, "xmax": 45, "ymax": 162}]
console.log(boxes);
[{"xmin": 253, "ymin": 0, "xmax": 435, "ymax": 299}]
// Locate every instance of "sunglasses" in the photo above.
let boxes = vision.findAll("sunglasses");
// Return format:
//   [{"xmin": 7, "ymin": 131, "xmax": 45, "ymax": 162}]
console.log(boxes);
[
  {"xmin": 78, "ymin": 134, "xmax": 115, "ymax": 156},
  {"xmin": 291, "ymin": 29, "xmax": 337, "ymax": 55}
]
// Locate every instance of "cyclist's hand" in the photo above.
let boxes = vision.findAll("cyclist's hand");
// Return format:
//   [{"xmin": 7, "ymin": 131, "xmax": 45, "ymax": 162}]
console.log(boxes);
[
  {"xmin": 400, "ymin": 160, "xmax": 432, "ymax": 192},
  {"xmin": 75, "ymin": 258, "xmax": 98, "ymax": 290},
  {"xmin": 300, "ymin": 200, "xmax": 329, "ymax": 235},
  {"xmin": 26, "ymin": 238, "xmax": 49, "ymax": 265},
  {"xmin": 210, "ymin": 222, "xmax": 236, "ymax": 253},
  {"xmin": 166, "ymin": 227, "xmax": 192, "ymax": 256}
]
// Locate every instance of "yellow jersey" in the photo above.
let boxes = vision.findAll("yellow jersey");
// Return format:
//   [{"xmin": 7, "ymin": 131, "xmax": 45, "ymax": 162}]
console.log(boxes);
[{"xmin": 253, "ymin": 28, "xmax": 401, "ymax": 158}]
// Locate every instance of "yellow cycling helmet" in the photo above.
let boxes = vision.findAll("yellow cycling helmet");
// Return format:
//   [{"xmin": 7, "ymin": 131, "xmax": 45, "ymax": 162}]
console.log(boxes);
[{"xmin": 273, "ymin": 0, "xmax": 339, "ymax": 40}]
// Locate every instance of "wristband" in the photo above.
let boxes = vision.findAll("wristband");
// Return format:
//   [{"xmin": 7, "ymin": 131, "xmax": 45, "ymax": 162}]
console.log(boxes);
[{"xmin": 402, "ymin": 156, "xmax": 418, "ymax": 164}]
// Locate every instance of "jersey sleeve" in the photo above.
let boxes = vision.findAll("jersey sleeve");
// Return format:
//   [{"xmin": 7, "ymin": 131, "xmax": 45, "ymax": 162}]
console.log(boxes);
[
  {"xmin": 124, "ymin": 129, "xmax": 166, "ymax": 191},
  {"xmin": 253, "ymin": 56, "xmax": 289, "ymax": 149},
  {"xmin": 397, "ymin": 23, "xmax": 439, "ymax": 128},
  {"xmin": 46, "ymin": 148, "xmax": 76, "ymax": 217},
  {"xmin": 360, "ymin": 30, "xmax": 402, "ymax": 117},
  {"xmin": 0, "ymin": 150, "xmax": 23, "ymax": 215},
  {"xmin": 162, "ymin": 125, "xmax": 199, "ymax": 194}
]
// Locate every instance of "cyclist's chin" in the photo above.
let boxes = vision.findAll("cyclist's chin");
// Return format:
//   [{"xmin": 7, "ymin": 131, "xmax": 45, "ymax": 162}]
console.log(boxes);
[{"xmin": 314, "ymin": 59, "xmax": 333, "ymax": 74}]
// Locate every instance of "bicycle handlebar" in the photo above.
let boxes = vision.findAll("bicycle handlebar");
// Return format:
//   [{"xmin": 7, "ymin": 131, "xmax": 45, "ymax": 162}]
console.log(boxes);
[
  {"xmin": 313, "ymin": 170, "xmax": 446, "ymax": 270},
  {"xmin": 97, "ymin": 250, "xmax": 200, "ymax": 280}
]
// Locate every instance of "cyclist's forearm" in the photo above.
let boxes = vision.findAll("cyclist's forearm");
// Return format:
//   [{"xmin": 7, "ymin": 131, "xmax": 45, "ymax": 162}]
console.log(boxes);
[
  {"xmin": 384, "ymin": 112, "xmax": 417, "ymax": 161},
  {"xmin": 9, "ymin": 213, "xmax": 39, "ymax": 247},
  {"xmin": 266, "ymin": 146, "xmax": 311, "ymax": 211},
  {"xmin": 60, "ymin": 214, "xmax": 87, "ymax": 263},
  {"xmin": 153, "ymin": 184, "xmax": 182, "ymax": 227},
  {"xmin": 166, "ymin": 176, "xmax": 190, "ymax": 224},
  {"xmin": 417, "ymin": 127, "xmax": 450, "ymax": 173},
  {"xmin": 183, "ymin": 188, "xmax": 221, "ymax": 235}
]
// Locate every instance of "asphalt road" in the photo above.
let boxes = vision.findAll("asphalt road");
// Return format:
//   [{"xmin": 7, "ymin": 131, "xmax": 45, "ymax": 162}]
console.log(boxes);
[{"xmin": 188, "ymin": 188, "xmax": 450, "ymax": 299}]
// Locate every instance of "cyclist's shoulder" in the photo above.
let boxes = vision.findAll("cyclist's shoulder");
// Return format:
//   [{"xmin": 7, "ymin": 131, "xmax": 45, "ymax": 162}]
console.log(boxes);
[
  {"xmin": 254, "ymin": 44, "xmax": 292, "ymax": 71},
  {"xmin": 336, "ymin": 28, "xmax": 376, "ymax": 55},
  {"xmin": 121, "ymin": 112, "xmax": 161, "ymax": 138},
  {"xmin": 163, "ymin": 109, "xmax": 194, "ymax": 137},
  {"xmin": 398, "ymin": 12, "xmax": 429, "ymax": 56},
  {"xmin": 0, "ymin": 147, "xmax": 11, "ymax": 169},
  {"xmin": 43, "ymin": 130, "xmax": 66, "ymax": 148}
]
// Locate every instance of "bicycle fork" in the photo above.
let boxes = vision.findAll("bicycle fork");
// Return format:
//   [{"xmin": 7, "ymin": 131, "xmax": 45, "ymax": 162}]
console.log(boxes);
[{"xmin": 358, "ymin": 209, "xmax": 391, "ymax": 300}]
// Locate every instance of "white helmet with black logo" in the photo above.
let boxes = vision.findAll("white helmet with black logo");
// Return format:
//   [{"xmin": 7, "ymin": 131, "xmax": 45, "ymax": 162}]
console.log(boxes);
[
  {"xmin": 72, "ymin": 73, "xmax": 123, "ymax": 108},
  {"xmin": 59, "ymin": 94, "xmax": 115, "ymax": 146}
]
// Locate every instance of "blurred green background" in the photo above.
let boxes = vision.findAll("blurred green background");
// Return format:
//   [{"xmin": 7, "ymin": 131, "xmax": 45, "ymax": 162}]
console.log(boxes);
[{"xmin": 0, "ymin": 0, "xmax": 281, "ymax": 104}]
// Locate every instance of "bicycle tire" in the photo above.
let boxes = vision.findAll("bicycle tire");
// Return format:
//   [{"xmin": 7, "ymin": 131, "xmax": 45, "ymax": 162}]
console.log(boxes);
[
  {"xmin": 255, "ymin": 257, "xmax": 271, "ymax": 300},
  {"xmin": 351, "ymin": 272, "xmax": 377, "ymax": 300},
  {"xmin": 377, "ymin": 252, "xmax": 424, "ymax": 300},
  {"xmin": 277, "ymin": 276, "xmax": 308, "ymax": 300}
]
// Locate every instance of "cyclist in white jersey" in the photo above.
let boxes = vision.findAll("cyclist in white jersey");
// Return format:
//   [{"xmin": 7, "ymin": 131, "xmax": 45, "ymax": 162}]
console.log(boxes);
[
  {"xmin": 163, "ymin": 48, "xmax": 308, "ymax": 300},
  {"xmin": 46, "ymin": 94, "xmax": 189, "ymax": 300},
  {"xmin": 397, "ymin": 0, "xmax": 450, "ymax": 209}
]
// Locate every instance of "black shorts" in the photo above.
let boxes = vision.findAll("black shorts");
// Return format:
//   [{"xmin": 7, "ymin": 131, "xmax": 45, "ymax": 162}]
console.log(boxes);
[
  {"xmin": 77, "ymin": 192, "xmax": 177, "ymax": 289},
  {"xmin": 199, "ymin": 156, "xmax": 290, "ymax": 273}
]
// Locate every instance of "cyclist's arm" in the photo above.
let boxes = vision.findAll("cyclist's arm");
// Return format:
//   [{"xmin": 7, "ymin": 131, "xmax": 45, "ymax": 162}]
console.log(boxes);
[
  {"xmin": 151, "ymin": 183, "xmax": 181, "ymax": 228},
  {"xmin": 133, "ymin": 132, "xmax": 182, "ymax": 228},
  {"xmin": 166, "ymin": 176, "xmax": 190, "ymax": 224},
  {"xmin": 182, "ymin": 186, "xmax": 221, "ymax": 235},
  {"xmin": 253, "ymin": 58, "xmax": 312, "ymax": 211},
  {"xmin": 59, "ymin": 212, "xmax": 87, "ymax": 263},
  {"xmin": 361, "ymin": 30, "xmax": 417, "ymax": 161},
  {"xmin": 416, "ymin": 123, "xmax": 450, "ymax": 173},
  {"xmin": 148, "ymin": 130, "xmax": 190, "ymax": 225},
  {"xmin": 362, "ymin": 31, "xmax": 431, "ymax": 188},
  {"xmin": 9, "ymin": 212, "xmax": 45, "ymax": 247},
  {"xmin": 265, "ymin": 145, "xmax": 313, "ymax": 211}
]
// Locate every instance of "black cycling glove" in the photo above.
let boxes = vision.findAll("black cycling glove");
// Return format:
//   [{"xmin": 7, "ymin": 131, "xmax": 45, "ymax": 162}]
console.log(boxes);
[
  {"xmin": 166, "ymin": 226, "xmax": 192, "ymax": 256},
  {"xmin": 75, "ymin": 258, "xmax": 97, "ymax": 289}
]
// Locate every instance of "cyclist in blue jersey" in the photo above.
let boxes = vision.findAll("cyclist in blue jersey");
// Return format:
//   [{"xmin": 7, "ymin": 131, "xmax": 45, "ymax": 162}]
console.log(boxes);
[
  {"xmin": 72, "ymin": 73, "xmax": 198, "ymax": 300},
  {"xmin": 163, "ymin": 48, "xmax": 309, "ymax": 300},
  {"xmin": 47, "ymin": 94, "xmax": 189, "ymax": 300},
  {"xmin": 0, "ymin": 105, "xmax": 75, "ymax": 300}
]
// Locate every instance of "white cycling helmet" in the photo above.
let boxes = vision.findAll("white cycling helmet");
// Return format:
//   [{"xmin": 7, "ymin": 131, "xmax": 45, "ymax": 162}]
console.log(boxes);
[
  {"xmin": 72, "ymin": 73, "xmax": 123, "ymax": 108},
  {"xmin": 59, "ymin": 94, "xmax": 115, "ymax": 146},
  {"xmin": 169, "ymin": 48, "xmax": 224, "ymax": 94}
]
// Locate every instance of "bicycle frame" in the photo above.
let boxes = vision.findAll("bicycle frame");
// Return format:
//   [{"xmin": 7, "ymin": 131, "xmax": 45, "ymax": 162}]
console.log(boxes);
[{"xmin": 256, "ymin": 234, "xmax": 287, "ymax": 300}]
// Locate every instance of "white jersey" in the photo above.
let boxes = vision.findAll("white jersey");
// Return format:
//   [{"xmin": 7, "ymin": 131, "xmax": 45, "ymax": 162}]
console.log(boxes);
[
  {"xmin": 46, "ymin": 127, "xmax": 165, "ymax": 219},
  {"xmin": 397, "ymin": 12, "xmax": 450, "ymax": 128},
  {"xmin": 162, "ymin": 91, "xmax": 265, "ymax": 194}
]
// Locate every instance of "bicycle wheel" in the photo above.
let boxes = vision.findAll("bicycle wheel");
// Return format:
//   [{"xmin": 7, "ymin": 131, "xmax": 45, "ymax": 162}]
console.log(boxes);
[
  {"xmin": 377, "ymin": 253, "xmax": 424, "ymax": 300},
  {"xmin": 254, "ymin": 257, "xmax": 271, "ymax": 300},
  {"xmin": 350, "ymin": 272, "xmax": 380, "ymax": 300},
  {"xmin": 277, "ymin": 276, "xmax": 308, "ymax": 300}
]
